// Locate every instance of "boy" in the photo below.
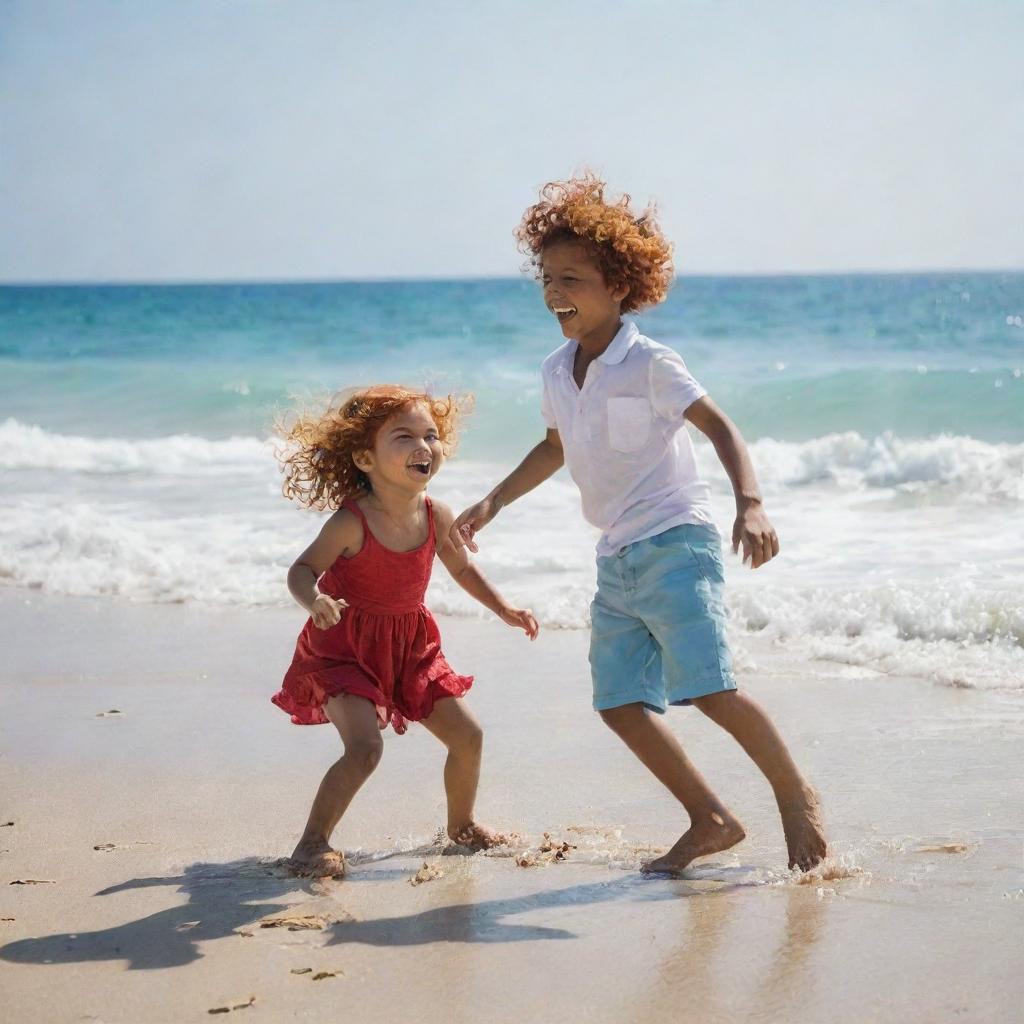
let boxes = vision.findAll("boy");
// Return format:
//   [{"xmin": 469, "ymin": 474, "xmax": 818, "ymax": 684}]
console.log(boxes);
[{"xmin": 451, "ymin": 175, "xmax": 827, "ymax": 872}]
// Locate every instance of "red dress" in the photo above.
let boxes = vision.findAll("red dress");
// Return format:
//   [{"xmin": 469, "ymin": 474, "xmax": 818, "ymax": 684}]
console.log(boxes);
[{"xmin": 272, "ymin": 496, "xmax": 473, "ymax": 734}]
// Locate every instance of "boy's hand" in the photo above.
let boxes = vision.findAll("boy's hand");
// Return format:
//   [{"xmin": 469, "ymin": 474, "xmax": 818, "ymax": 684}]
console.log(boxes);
[
  {"xmin": 732, "ymin": 504, "xmax": 780, "ymax": 569},
  {"xmin": 451, "ymin": 496, "xmax": 500, "ymax": 554},
  {"xmin": 499, "ymin": 605, "xmax": 539, "ymax": 640},
  {"xmin": 310, "ymin": 594, "xmax": 346, "ymax": 629}
]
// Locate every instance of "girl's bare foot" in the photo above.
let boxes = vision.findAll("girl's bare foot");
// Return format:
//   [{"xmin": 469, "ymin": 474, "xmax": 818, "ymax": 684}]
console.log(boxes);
[
  {"xmin": 447, "ymin": 821, "xmax": 515, "ymax": 851},
  {"xmin": 779, "ymin": 784, "xmax": 828, "ymax": 871},
  {"xmin": 287, "ymin": 838, "xmax": 346, "ymax": 878},
  {"xmin": 641, "ymin": 811, "xmax": 746, "ymax": 875}
]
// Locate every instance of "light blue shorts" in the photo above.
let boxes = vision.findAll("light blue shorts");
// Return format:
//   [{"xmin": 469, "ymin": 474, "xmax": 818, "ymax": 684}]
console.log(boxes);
[{"xmin": 590, "ymin": 523, "xmax": 737, "ymax": 713}]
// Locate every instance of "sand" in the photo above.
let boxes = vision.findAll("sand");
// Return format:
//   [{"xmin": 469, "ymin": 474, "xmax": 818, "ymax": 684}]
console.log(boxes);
[{"xmin": 2, "ymin": 592, "xmax": 1022, "ymax": 1023}]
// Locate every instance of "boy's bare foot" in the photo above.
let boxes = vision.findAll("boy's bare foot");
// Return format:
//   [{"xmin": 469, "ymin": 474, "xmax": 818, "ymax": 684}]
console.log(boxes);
[
  {"xmin": 779, "ymin": 784, "xmax": 828, "ymax": 871},
  {"xmin": 641, "ymin": 811, "xmax": 746, "ymax": 875},
  {"xmin": 287, "ymin": 838, "xmax": 346, "ymax": 878},
  {"xmin": 447, "ymin": 821, "xmax": 515, "ymax": 851}
]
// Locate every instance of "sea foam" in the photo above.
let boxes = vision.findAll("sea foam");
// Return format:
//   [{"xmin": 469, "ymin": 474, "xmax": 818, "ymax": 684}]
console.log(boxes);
[
  {"xmin": 4, "ymin": 419, "xmax": 1021, "ymax": 501},
  {"xmin": 2, "ymin": 420, "xmax": 1021, "ymax": 690}
]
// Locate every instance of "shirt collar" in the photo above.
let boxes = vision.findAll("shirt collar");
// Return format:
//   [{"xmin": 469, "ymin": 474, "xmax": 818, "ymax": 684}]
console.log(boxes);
[{"xmin": 596, "ymin": 320, "xmax": 639, "ymax": 365}]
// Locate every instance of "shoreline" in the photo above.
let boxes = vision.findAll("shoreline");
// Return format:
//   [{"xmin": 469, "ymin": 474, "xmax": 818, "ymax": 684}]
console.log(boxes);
[{"xmin": 2, "ymin": 591, "xmax": 1022, "ymax": 1022}]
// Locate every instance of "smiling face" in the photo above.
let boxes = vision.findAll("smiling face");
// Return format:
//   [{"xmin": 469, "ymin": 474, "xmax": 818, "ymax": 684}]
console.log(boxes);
[
  {"xmin": 354, "ymin": 402, "xmax": 444, "ymax": 495},
  {"xmin": 541, "ymin": 239, "xmax": 629, "ymax": 350}
]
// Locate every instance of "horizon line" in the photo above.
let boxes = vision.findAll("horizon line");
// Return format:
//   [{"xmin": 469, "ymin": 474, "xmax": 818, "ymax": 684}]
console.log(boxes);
[{"xmin": 1, "ymin": 265, "xmax": 1022, "ymax": 288}]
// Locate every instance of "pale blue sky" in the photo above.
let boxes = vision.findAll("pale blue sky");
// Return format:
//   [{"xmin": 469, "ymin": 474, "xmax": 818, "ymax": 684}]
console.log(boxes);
[{"xmin": 2, "ymin": 0, "xmax": 1022, "ymax": 281}]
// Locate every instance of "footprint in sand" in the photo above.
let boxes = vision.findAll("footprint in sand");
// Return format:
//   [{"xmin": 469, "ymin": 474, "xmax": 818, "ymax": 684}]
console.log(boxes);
[
  {"xmin": 915, "ymin": 842, "xmax": 973, "ymax": 855},
  {"xmin": 289, "ymin": 966, "xmax": 349, "ymax": 981},
  {"xmin": 258, "ymin": 914, "xmax": 328, "ymax": 931},
  {"xmin": 207, "ymin": 995, "xmax": 256, "ymax": 1014}
]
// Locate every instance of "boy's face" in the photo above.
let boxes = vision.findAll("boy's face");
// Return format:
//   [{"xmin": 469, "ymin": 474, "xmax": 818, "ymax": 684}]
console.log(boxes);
[{"xmin": 540, "ymin": 240, "xmax": 628, "ymax": 343}]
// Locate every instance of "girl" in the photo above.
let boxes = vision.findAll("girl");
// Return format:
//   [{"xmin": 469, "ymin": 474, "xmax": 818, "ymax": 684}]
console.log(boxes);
[{"xmin": 272, "ymin": 384, "xmax": 538, "ymax": 878}]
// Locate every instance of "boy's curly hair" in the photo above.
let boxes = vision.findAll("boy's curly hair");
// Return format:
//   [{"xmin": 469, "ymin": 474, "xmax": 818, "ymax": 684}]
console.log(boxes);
[
  {"xmin": 515, "ymin": 173, "xmax": 674, "ymax": 313},
  {"xmin": 276, "ymin": 385, "xmax": 467, "ymax": 510}
]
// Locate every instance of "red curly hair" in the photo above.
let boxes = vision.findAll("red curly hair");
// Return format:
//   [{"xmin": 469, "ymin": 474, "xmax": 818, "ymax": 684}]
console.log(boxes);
[
  {"xmin": 276, "ymin": 385, "xmax": 467, "ymax": 510},
  {"xmin": 515, "ymin": 173, "xmax": 674, "ymax": 313}
]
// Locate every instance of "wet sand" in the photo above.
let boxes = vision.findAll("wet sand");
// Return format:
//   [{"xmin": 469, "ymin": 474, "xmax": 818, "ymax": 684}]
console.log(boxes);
[{"xmin": 2, "ymin": 592, "xmax": 1022, "ymax": 1023}]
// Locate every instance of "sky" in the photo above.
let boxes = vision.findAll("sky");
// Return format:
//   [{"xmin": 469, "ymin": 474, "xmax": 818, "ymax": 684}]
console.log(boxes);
[{"xmin": 1, "ymin": 0, "xmax": 1022, "ymax": 282}]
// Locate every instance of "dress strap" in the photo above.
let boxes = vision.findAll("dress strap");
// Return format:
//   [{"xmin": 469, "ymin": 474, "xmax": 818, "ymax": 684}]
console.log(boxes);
[
  {"xmin": 343, "ymin": 497, "xmax": 375, "ymax": 546},
  {"xmin": 343, "ymin": 497, "xmax": 366, "ymax": 523},
  {"xmin": 424, "ymin": 495, "xmax": 436, "ymax": 549}
]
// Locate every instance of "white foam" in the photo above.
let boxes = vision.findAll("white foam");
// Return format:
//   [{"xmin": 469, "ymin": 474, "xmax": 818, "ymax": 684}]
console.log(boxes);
[
  {"xmin": 699, "ymin": 432, "xmax": 1024, "ymax": 502},
  {"xmin": 728, "ymin": 582, "xmax": 1024, "ymax": 691},
  {"xmin": 2, "ymin": 420, "xmax": 1021, "ymax": 691},
  {"xmin": 0, "ymin": 418, "xmax": 273, "ymax": 475},
  {"xmin": 4, "ymin": 420, "xmax": 1022, "ymax": 500},
  {"xmin": 0, "ymin": 499, "xmax": 295, "ymax": 605}
]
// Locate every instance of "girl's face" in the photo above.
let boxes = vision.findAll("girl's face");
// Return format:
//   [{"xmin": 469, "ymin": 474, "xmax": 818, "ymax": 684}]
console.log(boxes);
[
  {"xmin": 357, "ymin": 403, "xmax": 444, "ymax": 494},
  {"xmin": 540, "ymin": 239, "xmax": 628, "ymax": 344}
]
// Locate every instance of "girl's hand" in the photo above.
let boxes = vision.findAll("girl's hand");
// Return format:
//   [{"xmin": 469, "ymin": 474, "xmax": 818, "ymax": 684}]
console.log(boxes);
[
  {"xmin": 311, "ymin": 594, "xmax": 346, "ymax": 629},
  {"xmin": 732, "ymin": 504, "xmax": 780, "ymax": 569},
  {"xmin": 499, "ymin": 605, "xmax": 539, "ymax": 641},
  {"xmin": 451, "ymin": 496, "xmax": 500, "ymax": 554}
]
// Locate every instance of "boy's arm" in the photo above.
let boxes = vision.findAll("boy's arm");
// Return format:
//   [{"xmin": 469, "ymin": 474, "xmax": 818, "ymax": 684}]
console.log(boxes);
[
  {"xmin": 433, "ymin": 501, "xmax": 539, "ymax": 639},
  {"xmin": 684, "ymin": 397, "xmax": 780, "ymax": 569},
  {"xmin": 287, "ymin": 509, "xmax": 361, "ymax": 626},
  {"xmin": 449, "ymin": 428, "xmax": 564, "ymax": 553}
]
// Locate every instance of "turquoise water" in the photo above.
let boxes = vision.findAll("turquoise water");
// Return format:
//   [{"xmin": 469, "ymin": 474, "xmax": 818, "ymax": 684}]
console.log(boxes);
[{"xmin": 2, "ymin": 274, "xmax": 1022, "ymax": 454}]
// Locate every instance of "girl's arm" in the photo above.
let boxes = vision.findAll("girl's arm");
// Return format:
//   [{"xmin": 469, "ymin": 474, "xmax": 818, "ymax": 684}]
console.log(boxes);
[
  {"xmin": 433, "ymin": 501, "xmax": 539, "ymax": 640},
  {"xmin": 684, "ymin": 396, "xmax": 780, "ymax": 569},
  {"xmin": 288, "ymin": 508, "xmax": 362, "ymax": 627},
  {"xmin": 450, "ymin": 428, "xmax": 564, "ymax": 552}
]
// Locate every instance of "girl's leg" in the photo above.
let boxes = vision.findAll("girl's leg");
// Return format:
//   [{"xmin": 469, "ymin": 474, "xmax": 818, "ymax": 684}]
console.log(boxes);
[
  {"xmin": 420, "ymin": 697, "xmax": 508, "ymax": 850},
  {"xmin": 598, "ymin": 702, "xmax": 746, "ymax": 873},
  {"xmin": 289, "ymin": 694, "xmax": 383, "ymax": 876},
  {"xmin": 692, "ymin": 690, "xmax": 827, "ymax": 870}
]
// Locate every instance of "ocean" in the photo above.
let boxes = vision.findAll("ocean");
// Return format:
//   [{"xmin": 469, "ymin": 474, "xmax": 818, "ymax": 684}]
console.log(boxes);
[{"xmin": 2, "ymin": 273, "xmax": 1022, "ymax": 690}]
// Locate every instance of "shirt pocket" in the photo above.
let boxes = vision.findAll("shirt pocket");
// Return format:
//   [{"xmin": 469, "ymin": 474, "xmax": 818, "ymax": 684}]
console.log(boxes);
[{"xmin": 607, "ymin": 396, "xmax": 653, "ymax": 453}]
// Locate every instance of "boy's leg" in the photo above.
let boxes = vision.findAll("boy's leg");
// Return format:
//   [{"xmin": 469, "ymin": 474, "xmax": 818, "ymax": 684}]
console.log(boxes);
[
  {"xmin": 599, "ymin": 702, "xmax": 746, "ymax": 873},
  {"xmin": 591, "ymin": 553, "xmax": 745, "ymax": 874},
  {"xmin": 637, "ymin": 524, "xmax": 827, "ymax": 870},
  {"xmin": 421, "ymin": 696, "xmax": 510, "ymax": 850},
  {"xmin": 290, "ymin": 693, "xmax": 383, "ymax": 877},
  {"xmin": 692, "ymin": 691, "xmax": 827, "ymax": 870}
]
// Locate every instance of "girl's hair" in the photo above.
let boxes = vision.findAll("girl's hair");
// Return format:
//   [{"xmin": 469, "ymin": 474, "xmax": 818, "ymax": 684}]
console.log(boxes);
[
  {"xmin": 277, "ymin": 385, "xmax": 466, "ymax": 510},
  {"xmin": 515, "ymin": 173, "xmax": 674, "ymax": 313}
]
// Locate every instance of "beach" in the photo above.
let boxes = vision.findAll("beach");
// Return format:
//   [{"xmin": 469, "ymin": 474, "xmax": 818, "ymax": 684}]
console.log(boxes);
[
  {"xmin": 3, "ymin": 591, "xmax": 1022, "ymax": 1023},
  {"xmin": 5, "ymin": 0, "xmax": 1024, "ymax": 1016},
  {"xmin": 2, "ymin": 274, "xmax": 1022, "ymax": 1020}
]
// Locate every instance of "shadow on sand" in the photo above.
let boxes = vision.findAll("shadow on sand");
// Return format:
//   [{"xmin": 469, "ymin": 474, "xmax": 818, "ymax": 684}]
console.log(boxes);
[{"xmin": 1, "ymin": 853, "xmax": 751, "ymax": 970}]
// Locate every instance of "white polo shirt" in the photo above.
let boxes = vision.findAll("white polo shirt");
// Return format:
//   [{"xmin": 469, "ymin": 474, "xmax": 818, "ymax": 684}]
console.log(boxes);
[{"xmin": 540, "ymin": 320, "xmax": 713, "ymax": 557}]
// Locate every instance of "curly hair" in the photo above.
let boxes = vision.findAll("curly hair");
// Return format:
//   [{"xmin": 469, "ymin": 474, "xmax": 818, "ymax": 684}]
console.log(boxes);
[
  {"xmin": 276, "ymin": 385, "xmax": 467, "ymax": 510},
  {"xmin": 515, "ymin": 173, "xmax": 674, "ymax": 313}
]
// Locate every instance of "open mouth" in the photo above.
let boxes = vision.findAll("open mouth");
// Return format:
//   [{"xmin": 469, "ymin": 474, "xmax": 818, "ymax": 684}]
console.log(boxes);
[
  {"xmin": 552, "ymin": 305, "xmax": 577, "ymax": 324},
  {"xmin": 409, "ymin": 461, "xmax": 431, "ymax": 476}
]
